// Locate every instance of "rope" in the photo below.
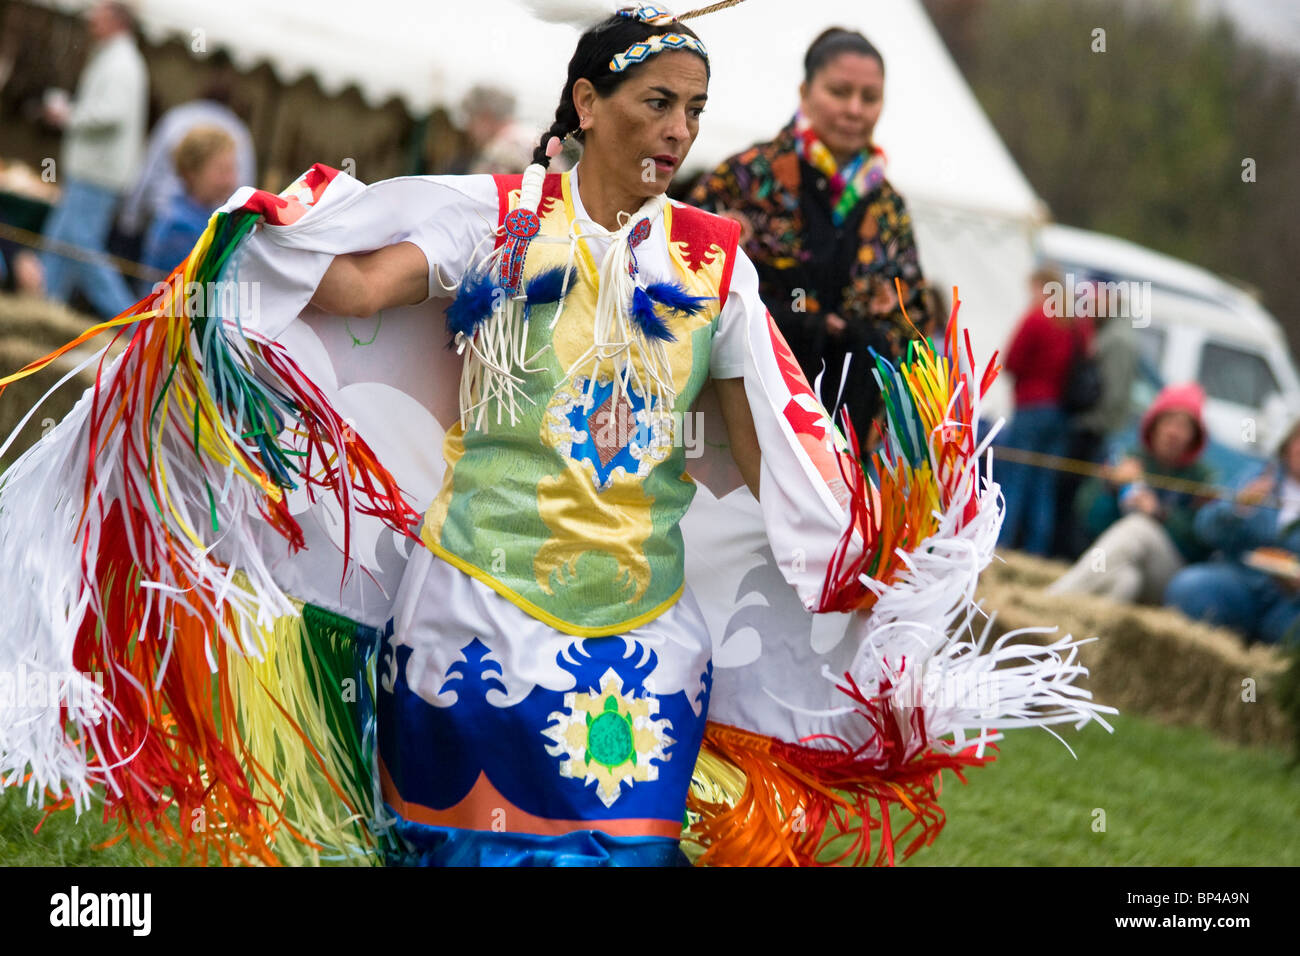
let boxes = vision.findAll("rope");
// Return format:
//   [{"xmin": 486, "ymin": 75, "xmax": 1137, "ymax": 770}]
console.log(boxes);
[
  {"xmin": 0, "ymin": 219, "xmax": 165, "ymax": 283},
  {"xmin": 679, "ymin": 0, "xmax": 750, "ymax": 21},
  {"xmin": 995, "ymin": 444, "xmax": 1288, "ymax": 508}
]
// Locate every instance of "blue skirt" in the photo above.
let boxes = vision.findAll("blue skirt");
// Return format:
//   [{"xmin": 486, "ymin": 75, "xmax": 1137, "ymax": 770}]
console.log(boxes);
[{"xmin": 375, "ymin": 548, "xmax": 713, "ymax": 866}]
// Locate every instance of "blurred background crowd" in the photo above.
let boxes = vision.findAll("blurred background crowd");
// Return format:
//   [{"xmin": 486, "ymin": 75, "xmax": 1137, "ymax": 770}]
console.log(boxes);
[{"xmin": 2, "ymin": 0, "xmax": 1299, "ymax": 649}]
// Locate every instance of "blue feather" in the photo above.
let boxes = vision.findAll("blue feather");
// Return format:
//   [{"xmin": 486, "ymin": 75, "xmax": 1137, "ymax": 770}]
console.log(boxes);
[
  {"xmin": 524, "ymin": 265, "xmax": 576, "ymax": 306},
  {"xmin": 644, "ymin": 280, "xmax": 712, "ymax": 316},
  {"xmin": 522, "ymin": 265, "xmax": 577, "ymax": 322},
  {"xmin": 445, "ymin": 266, "xmax": 501, "ymax": 337},
  {"xmin": 631, "ymin": 286, "xmax": 676, "ymax": 342}
]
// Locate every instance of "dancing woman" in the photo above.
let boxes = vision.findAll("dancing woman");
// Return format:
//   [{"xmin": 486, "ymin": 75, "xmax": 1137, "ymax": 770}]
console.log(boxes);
[
  {"xmin": 308, "ymin": 4, "xmax": 771, "ymax": 866},
  {"xmin": 0, "ymin": 2, "xmax": 1111, "ymax": 867}
]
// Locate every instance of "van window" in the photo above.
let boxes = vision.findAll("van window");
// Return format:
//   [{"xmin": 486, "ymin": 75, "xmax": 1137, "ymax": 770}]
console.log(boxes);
[
  {"xmin": 1133, "ymin": 326, "xmax": 1165, "ymax": 370},
  {"xmin": 1129, "ymin": 353, "xmax": 1161, "ymax": 415},
  {"xmin": 1198, "ymin": 341, "xmax": 1279, "ymax": 408}
]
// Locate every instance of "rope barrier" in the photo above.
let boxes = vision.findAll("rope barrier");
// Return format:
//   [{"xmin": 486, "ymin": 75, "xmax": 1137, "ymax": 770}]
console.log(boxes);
[
  {"xmin": 0, "ymin": 218, "xmax": 165, "ymax": 283},
  {"xmin": 994, "ymin": 444, "xmax": 1285, "ymax": 509}
]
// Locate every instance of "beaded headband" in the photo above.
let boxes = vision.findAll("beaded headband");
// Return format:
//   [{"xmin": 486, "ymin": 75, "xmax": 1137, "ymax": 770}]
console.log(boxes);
[
  {"xmin": 610, "ymin": 31, "xmax": 709, "ymax": 72},
  {"xmin": 610, "ymin": 4, "xmax": 709, "ymax": 73}
]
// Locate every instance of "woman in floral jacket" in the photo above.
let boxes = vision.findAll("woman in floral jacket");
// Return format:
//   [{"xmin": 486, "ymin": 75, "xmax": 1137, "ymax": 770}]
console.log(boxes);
[{"xmin": 689, "ymin": 26, "xmax": 928, "ymax": 442}]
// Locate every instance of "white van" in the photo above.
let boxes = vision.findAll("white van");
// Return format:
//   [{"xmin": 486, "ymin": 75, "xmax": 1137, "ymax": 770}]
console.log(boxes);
[{"xmin": 1035, "ymin": 224, "xmax": 1300, "ymax": 457}]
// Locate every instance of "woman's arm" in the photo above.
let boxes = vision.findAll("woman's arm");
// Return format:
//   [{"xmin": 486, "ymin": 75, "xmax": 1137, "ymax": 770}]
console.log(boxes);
[
  {"xmin": 1193, "ymin": 469, "xmax": 1276, "ymax": 556},
  {"xmin": 309, "ymin": 240, "xmax": 430, "ymax": 317},
  {"xmin": 714, "ymin": 376, "xmax": 761, "ymax": 500},
  {"xmin": 710, "ymin": 247, "xmax": 863, "ymax": 610}
]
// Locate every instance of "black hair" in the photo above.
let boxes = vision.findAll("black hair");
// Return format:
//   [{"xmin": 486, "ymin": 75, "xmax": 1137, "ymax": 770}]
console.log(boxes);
[
  {"xmin": 531, "ymin": 14, "xmax": 709, "ymax": 168},
  {"xmin": 803, "ymin": 27, "xmax": 884, "ymax": 85}
]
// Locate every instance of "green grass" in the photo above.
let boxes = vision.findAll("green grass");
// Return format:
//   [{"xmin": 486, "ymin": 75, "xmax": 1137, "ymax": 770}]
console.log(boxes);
[
  {"xmin": 0, "ymin": 787, "xmax": 176, "ymax": 866},
  {"xmin": 899, "ymin": 712, "xmax": 1300, "ymax": 866},
  {"xmin": 3, "ymin": 711, "xmax": 1297, "ymax": 866}
]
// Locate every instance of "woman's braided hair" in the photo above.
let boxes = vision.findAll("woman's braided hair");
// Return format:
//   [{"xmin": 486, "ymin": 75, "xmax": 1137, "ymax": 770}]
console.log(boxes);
[{"xmin": 530, "ymin": 13, "xmax": 709, "ymax": 168}]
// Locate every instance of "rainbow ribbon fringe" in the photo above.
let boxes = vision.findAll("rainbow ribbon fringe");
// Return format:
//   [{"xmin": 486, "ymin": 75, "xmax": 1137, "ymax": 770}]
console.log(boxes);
[
  {"xmin": 0, "ymin": 208, "xmax": 416, "ymax": 864},
  {"xmin": 682, "ymin": 299, "xmax": 1111, "ymax": 866}
]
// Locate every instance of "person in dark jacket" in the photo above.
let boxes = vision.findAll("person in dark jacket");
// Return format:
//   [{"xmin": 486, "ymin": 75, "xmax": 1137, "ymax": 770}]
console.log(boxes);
[
  {"xmin": 1164, "ymin": 419, "xmax": 1300, "ymax": 645},
  {"xmin": 1048, "ymin": 382, "xmax": 1212, "ymax": 603},
  {"xmin": 997, "ymin": 268, "xmax": 1093, "ymax": 556},
  {"xmin": 687, "ymin": 26, "xmax": 926, "ymax": 443},
  {"xmin": 1054, "ymin": 282, "xmax": 1140, "ymax": 557}
]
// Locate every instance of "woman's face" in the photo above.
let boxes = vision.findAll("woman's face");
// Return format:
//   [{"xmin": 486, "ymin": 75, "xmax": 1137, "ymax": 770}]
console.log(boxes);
[
  {"xmin": 575, "ymin": 50, "xmax": 708, "ymax": 199},
  {"xmin": 1149, "ymin": 410, "xmax": 1198, "ymax": 465},
  {"xmin": 799, "ymin": 52, "xmax": 885, "ymax": 163}
]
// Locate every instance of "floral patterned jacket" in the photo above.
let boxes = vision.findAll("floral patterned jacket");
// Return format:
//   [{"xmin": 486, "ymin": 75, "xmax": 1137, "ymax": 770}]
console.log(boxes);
[{"xmin": 687, "ymin": 121, "xmax": 927, "ymax": 368}]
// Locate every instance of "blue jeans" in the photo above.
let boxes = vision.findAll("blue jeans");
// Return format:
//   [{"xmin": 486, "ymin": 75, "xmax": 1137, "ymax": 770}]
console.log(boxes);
[
  {"xmin": 998, "ymin": 402, "xmax": 1067, "ymax": 556},
  {"xmin": 40, "ymin": 177, "xmax": 138, "ymax": 319},
  {"xmin": 1164, "ymin": 561, "xmax": 1300, "ymax": 645}
]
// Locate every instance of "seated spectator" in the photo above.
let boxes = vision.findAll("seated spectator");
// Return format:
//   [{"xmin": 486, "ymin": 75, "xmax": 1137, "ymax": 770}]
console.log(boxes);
[
  {"xmin": 1048, "ymin": 382, "xmax": 1213, "ymax": 603},
  {"xmin": 140, "ymin": 127, "xmax": 239, "ymax": 275},
  {"xmin": 118, "ymin": 53, "xmax": 257, "ymax": 241},
  {"xmin": 1164, "ymin": 420, "xmax": 1300, "ymax": 646}
]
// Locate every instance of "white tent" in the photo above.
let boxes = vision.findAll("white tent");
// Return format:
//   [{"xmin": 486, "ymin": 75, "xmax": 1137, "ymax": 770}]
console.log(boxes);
[{"xmin": 31, "ymin": 0, "xmax": 1046, "ymax": 415}]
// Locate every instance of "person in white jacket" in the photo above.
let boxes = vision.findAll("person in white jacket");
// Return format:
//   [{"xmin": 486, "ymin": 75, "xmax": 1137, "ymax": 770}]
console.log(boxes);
[{"xmin": 37, "ymin": 1, "xmax": 147, "ymax": 318}]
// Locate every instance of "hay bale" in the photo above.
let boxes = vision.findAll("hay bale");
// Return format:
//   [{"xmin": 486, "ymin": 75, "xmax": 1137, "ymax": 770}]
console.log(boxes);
[
  {"xmin": 0, "ymin": 293, "xmax": 109, "ymax": 472},
  {"xmin": 0, "ymin": 292, "xmax": 98, "ymax": 344},
  {"xmin": 980, "ymin": 550, "xmax": 1293, "ymax": 750}
]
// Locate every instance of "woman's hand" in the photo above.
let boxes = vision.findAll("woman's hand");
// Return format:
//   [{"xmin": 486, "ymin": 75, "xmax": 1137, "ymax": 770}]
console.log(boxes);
[
  {"xmin": 309, "ymin": 241, "xmax": 429, "ymax": 317},
  {"xmin": 1236, "ymin": 471, "xmax": 1274, "ymax": 508},
  {"xmin": 714, "ymin": 377, "xmax": 761, "ymax": 500},
  {"xmin": 1128, "ymin": 487, "xmax": 1162, "ymax": 518},
  {"xmin": 1108, "ymin": 457, "xmax": 1144, "ymax": 486}
]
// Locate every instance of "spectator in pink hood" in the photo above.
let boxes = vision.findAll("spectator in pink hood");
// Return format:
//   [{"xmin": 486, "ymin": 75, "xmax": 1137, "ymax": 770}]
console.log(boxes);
[{"xmin": 1048, "ymin": 382, "xmax": 1214, "ymax": 604}]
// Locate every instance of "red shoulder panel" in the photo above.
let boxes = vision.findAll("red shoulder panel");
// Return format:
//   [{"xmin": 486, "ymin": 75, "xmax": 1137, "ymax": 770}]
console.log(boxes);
[
  {"xmin": 667, "ymin": 203, "xmax": 742, "ymax": 304},
  {"xmin": 491, "ymin": 173, "xmax": 564, "ymax": 247}
]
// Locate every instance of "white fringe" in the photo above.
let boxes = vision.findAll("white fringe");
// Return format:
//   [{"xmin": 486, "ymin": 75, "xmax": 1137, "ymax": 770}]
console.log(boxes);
[
  {"xmin": 827, "ymin": 386, "xmax": 1115, "ymax": 761},
  {"xmin": 458, "ymin": 162, "xmax": 676, "ymax": 434},
  {"xmin": 0, "ymin": 323, "xmax": 366, "ymax": 811}
]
